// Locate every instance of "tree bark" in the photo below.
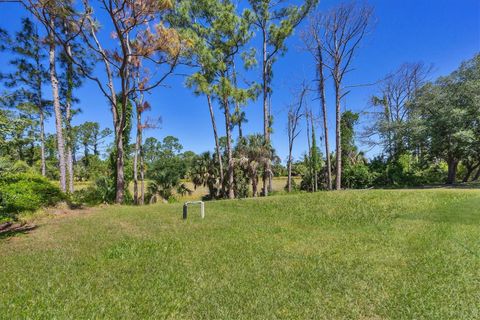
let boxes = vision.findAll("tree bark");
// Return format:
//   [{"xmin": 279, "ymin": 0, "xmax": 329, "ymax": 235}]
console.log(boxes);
[
  {"xmin": 115, "ymin": 128, "xmax": 125, "ymax": 203},
  {"xmin": 48, "ymin": 18, "xmax": 67, "ymax": 192},
  {"xmin": 65, "ymin": 40, "xmax": 74, "ymax": 194},
  {"xmin": 133, "ymin": 107, "xmax": 142, "ymax": 205},
  {"xmin": 287, "ymin": 148, "xmax": 293, "ymax": 193},
  {"xmin": 36, "ymin": 44, "xmax": 46, "ymax": 177},
  {"xmin": 207, "ymin": 95, "xmax": 224, "ymax": 189},
  {"xmin": 139, "ymin": 144, "xmax": 145, "ymax": 205},
  {"xmin": 305, "ymin": 111, "xmax": 312, "ymax": 191},
  {"xmin": 39, "ymin": 109, "xmax": 46, "ymax": 177},
  {"xmin": 223, "ymin": 96, "xmax": 234, "ymax": 199},
  {"xmin": 261, "ymin": 27, "xmax": 271, "ymax": 197},
  {"xmin": 318, "ymin": 47, "xmax": 332, "ymax": 190},
  {"xmin": 446, "ymin": 157, "xmax": 458, "ymax": 185},
  {"xmin": 311, "ymin": 116, "xmax": 318, "ymax": 192},
  {"xmin": 334, "ymin": 77, "xmax": 342, "ymax": 190}
]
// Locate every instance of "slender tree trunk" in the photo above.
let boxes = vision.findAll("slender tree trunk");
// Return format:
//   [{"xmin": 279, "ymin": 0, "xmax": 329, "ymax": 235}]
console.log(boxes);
[
  {"xmin": 207, "ymin": 95, "xmax": 224, "ymax": 187},
  {"xmin": 305, "ymin": 111, "xmax": 312, "ymax": 191},
  {"xmin": 446, "ymin": 157, "xmax": 458, "ymax": 185},
  {"xmin": 287, "ymin": 146, "xmax": 293, "ymax": 193},
  {"xmin": 223, "ymin": 96, "xmax": 234, "ymax": 199},
  {"xmin": 65, "ymin": 40, "xmax": 74, "ymax": 194},
  {"xmin": 262, "ymin": 27, "xmax": 271, "ymax": 197},
  {"xmin": 35, "ymin": 27, "xmax": 46, "ymax": 177},
  {"xmin": 115, "ymin": 128, "xmax": 125, "ymax": 203},
  {"xmin": 66, "ymin": 143, "xmax": 74, "ymax": 193},
  {"xmin": 334, "ymin": 77, "xmax": 342, "ymax": 190},
  {"xmin": 48, "ymin": 19, "xmax": 67, "ymax": 192},
  {"xmin": 133, "ymin": 104, "xmax": 143, "ymax": 205},
  {"xmin": 311, "ymin": 116, "xmax": 318, "ymax": 192},
  {"xmin": 318, "ymin": 49, "xmax": 332, "ymax": 190},
  {"xmin": 39, "ymin": 109, "xmax": 46, "ymax": 176},
  {"xmin": 139, "ymin": 145, "xmax": 145, "ymax": 205}
]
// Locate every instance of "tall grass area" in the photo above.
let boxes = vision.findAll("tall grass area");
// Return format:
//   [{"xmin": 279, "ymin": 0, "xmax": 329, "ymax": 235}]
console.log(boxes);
[{"xmin": 1, "ymin": 189, "xmax": 479, "ymax": 319}]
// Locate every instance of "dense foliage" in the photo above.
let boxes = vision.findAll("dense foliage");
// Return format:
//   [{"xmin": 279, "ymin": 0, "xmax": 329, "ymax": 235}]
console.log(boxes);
[{"xmin": 0, "ymin": 172, "xmax": 63, "ymax": 221}]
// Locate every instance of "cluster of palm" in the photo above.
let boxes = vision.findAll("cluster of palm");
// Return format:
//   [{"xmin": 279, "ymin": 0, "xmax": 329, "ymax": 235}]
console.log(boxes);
[{"xmin": 190, "ymin": 134, "xmax": 271, "ymax": 199}]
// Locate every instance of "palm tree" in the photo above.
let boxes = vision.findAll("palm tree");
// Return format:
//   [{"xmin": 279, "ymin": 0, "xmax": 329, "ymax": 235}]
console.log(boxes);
[
  {"xmin": 236, "ymin": 134, "xmax": 270, "ymax": 197},
  {"xmin": 190, "ymin": 152, "xmax": 222, "ymax": 199}
]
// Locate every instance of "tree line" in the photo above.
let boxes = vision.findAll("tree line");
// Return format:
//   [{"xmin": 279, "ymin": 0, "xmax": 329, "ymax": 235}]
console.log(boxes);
[{"xmin": 0, "ymin": 0, "xmax": 478, "ymax": 207}]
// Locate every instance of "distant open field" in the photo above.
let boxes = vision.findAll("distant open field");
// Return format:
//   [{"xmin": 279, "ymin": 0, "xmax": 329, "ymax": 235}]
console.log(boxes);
[{"xmin": 1, "ymin": 189, "xmax": 479, "ymax": 319}]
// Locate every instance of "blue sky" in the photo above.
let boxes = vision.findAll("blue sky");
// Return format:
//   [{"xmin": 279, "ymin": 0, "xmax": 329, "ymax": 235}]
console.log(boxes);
[{"xmin": 0, "ymin": 0, "xmax": 479, "ymax": 162}]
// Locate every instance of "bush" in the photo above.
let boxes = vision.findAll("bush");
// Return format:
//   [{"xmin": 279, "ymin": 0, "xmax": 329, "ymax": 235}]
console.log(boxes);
[
  {"xmin": 370, "ymin": 154, "xmax": 448, "ymax": 187},
  {"xmin": 343, "ymin": 163, "xmax": 375, "ymax": 189},
  {"xmin": 0, "ymin": 173, "xmax": 64, "ymax": 219},
  {"xmin": 72, "ymin": 177, "xmax": 115, "ymax": 205},
  {"xmin": 72, "ymin": 176, "xmax": 133, "ymax": 206}
]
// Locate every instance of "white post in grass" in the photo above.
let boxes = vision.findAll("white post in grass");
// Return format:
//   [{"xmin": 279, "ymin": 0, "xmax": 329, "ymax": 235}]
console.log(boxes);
[{"xmin": 183, "ymin": 201, "xmax": 205, "ymax": 220}]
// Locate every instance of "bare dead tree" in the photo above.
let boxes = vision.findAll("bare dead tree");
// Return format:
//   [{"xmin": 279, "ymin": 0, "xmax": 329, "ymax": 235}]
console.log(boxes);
[
  {"xmin": 286, "ymin": 85, "xmax": 306, "ymax": 192},
  {"xmin": 301, "ymin": 11, "xmax": 333, "ymax": 190},
  {"xmin": 321, "ymin": 2, "xmax": 373, "ymax": 190}
]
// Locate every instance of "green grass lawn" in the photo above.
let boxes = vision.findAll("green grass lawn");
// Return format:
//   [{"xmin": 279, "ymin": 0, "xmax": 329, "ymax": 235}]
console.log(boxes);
[{"xmin": 1, "ymin": 190, "xmax": 479, "ymax": 319}]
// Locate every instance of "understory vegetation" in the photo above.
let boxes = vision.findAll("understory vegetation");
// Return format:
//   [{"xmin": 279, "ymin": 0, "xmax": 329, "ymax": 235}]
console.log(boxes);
[{"xmin": 1, "ymin": 190, "xmax": 479, "ymax": 318}]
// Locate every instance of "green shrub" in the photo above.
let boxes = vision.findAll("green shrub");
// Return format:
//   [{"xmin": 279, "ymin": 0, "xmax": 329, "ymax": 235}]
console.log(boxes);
[
  {"xmin": 343, "ymin": 163, "xmax": 375, "ymax": 189},
  {"xmin": 72, "ymin": 176, "xmax": 133, "ymax": 205},
  {"xmin": 0, "ymin": 173, "xmax": 64, "ymax": 219}
]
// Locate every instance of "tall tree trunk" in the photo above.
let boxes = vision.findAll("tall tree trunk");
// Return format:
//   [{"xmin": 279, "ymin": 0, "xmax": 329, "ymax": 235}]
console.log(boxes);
[
  {"xmin": 35, "ymin": 26, "xmax": 46, "ymax": 177},
  {"xmin": 311, "ymin": 116, "xmax": 318, "ymax": 192},
  {"xmin": 66, "ymin": 143, "xmax": 74, "ymax": 193},
  {"xmin": 287, "ymin": 145, "xmax": 293, "ymax": 193},
  {"xmin": 446, "ymin": 157, "xmax": 458, "ymax": 185},
  {"xmin": 115, "ymin": 128, "xmax": 125, "ymax": 203},
  {"xmin": 305, "ymin": 111, "xmax": 312, "ymax": 191},
  {"xmin": 139, "ymin": 145, "xmax": 145, "ymax": 205},
  {"xmin": 318, "ymin": 48, "xmax": 332, "ymax": 190},
  {"xmin": 65, "ymin": 40, "xmax": 74, "ymax": 194},
  {"xmin": 223, "ymin": 96, "xmax": 234, "ymax": 199},
  {"xmin": 133, "ymin": 106, "xmax": 142, "ymax": 205},
  {"xmin": 48, "ymin": 19, "xmax": 67, "ymax": 192},
  {"xmin": 262, "ymin": 27, "xmax": 271, "ymax": 197},
  {"xmin": 39, "ymin": 109, "xmax": 46, "ymax": 177},
  {"xmin": 207, "ymin": 95, "xmax": 224, "ymax": 187},
  {"xmin": 334, "ymin": 77, "xmax": 342, "ymax": 190}
]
